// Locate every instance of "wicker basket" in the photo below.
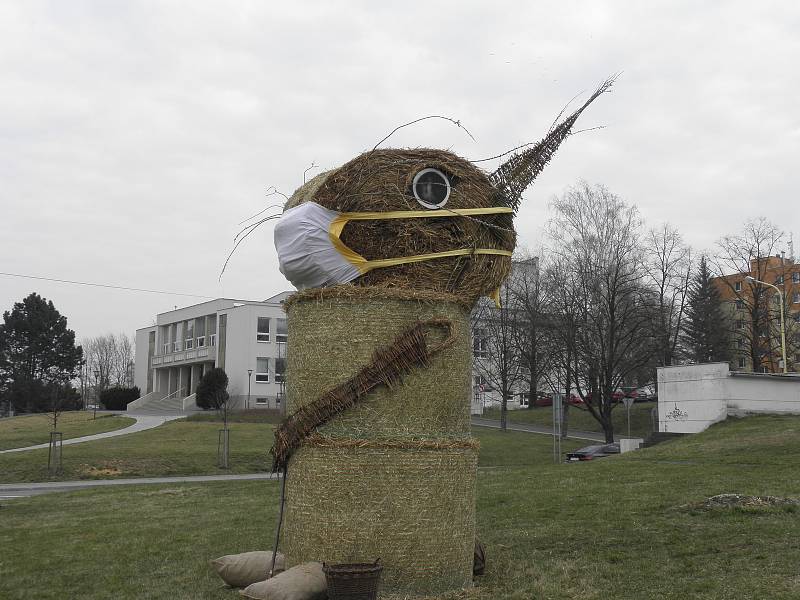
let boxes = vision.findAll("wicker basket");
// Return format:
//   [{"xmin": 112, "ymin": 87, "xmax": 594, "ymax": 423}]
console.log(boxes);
[{"xmin": 323, "ymin": 560, "xmax": 383, "ymax": 600}]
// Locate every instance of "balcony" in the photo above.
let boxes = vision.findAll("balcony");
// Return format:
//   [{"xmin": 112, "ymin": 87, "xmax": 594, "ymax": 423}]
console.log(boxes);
[{"xmin": 152, "ymin": 340, "xmax": 217, "ymax": 367}]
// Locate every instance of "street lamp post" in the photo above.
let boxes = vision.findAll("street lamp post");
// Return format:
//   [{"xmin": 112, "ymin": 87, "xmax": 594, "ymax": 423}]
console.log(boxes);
[
  {"xmin": 247, "ymin": 369, "xmax": 253, "ymax": 410},
  {"xmin": 745, "ymin": 275, "xmax": 788, "ymax": 374},
  {"xmin": 93, "ymin": 370, "xmax": 100, "ymax": 420}
]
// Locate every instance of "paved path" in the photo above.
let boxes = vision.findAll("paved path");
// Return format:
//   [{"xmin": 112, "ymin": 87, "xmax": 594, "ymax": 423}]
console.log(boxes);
[
  {"xmin": 471, "ymin": 417, "xmax": 608, "ymax": 442},
  {"xmin": 0, "ymin": 473, "xmax": 278, "ymax": 499},
  {"xmin": 0, "ymin": 413, "xmax": 183, "ymax": 455}
]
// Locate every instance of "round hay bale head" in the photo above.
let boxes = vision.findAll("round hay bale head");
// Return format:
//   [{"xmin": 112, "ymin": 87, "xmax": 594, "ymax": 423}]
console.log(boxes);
[
  {"xmin": 283, "ymin": 443, "xmax": 478, "ymax": 597},
  {"xmin": 285, "ymin": 286, "xmax": 473, "ymax": 438},
  {"xmin": 285, "ymin": 149, "xmax": 515, "ymax": 300}
]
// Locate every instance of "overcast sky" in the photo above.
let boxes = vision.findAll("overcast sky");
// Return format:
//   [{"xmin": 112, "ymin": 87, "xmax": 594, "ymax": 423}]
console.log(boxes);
[{"xmin": 1, "ymin": 1, "xmax": 799, "ymax": 344}]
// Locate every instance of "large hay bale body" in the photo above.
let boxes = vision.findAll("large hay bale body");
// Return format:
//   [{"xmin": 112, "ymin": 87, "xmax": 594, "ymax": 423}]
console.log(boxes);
[
  {"xmin": 285, "ymin": 287, "xmax": 472, "ymax": 439},
  {"xmin": 284, "ymin": 445, "xmax": 477, "ymax": 595},
  {"xmin": 283, "ymin": 287, "xmax": 477, "ymax": 597}
]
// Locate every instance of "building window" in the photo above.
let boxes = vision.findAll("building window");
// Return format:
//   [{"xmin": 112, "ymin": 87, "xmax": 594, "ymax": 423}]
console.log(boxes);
[
  {"xmin": 209, "ymin": 333, "xmax": 216, "ymax": 346},
  {"xmin": 196, "ymin": 335, "xmax": 205, "ymax": 347},
  {"xmin": 793, "ymin": 313, "xmax": 800, "ymax": 323},
  {"xmin": 776, "ymin": 275, "xmax": 784, "ymax": 285},
  {"xmin": 185, "ymin": 320, "xmax": 194, "ymax": 349},
  {"xmin": 274, "ymin": 358, "xmax": 286, "ymax": 384},
  {"xmin": 736, "ymin": 320, "xmax": 745, "ymax": 330},
  {"xmin": 794, "ymin": 292, "xmax": 800, "ymax": 304},
  {"xmin": 793, "ymin": 272, "xmax": 800, "ymax": 284},
  {"xmin": 257, "ymin": 317, "xmax": 270, "ymax": 342},
  {"xmin": 734, "ymin": 281, "xmax": 742, "ymax": 292},
  {"xmin": 735, "ymin": 299, "xmax": 744, "ymax": 310},
  {"xmin": 737, "ymin": 338, "xmax": 745, "ymax": 349},
  {"xmin": 276, "ymin": 392, "xmax": 284, "ymax": 407},
  {"xmin": 738, "ymin": 357, "xmax": 746, "ymax": 369},
  {"xmin": 276, "ymin": 318, "xmax": 288, "ymax": 343},
  {"xmin": 473, "ymin": 329, "xmax": 489, "ymax": 358},
  {"xmin": 256, "ymin": 358, "xmax": 270, "ymax": 383},
  {"xmin": 163, "ymin": 342, "xmax": 171, "ymax": 355},
  {"xmin": 173, "ymin": 340, "xmax": 182, "ymax": 352},
  {"xmin": 255, "ymin": 397, "xmax": 268, "ymax": 405}
]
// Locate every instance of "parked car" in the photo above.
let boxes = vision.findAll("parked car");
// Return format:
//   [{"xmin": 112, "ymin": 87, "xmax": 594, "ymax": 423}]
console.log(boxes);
[
  {"xmin": 534, "ymin": 394, "xmax": 552, "ymax": 407},
  {"xmin": 565, "ymin": 442, "xmax": 620, "ymax": 462}
]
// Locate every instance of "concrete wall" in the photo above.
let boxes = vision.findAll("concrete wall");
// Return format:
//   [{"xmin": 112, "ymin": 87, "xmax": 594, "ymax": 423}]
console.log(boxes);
[
  {"xmin": 726, "ymin": 373, "xmax": 800, "ymax": 416},
  {"xmin": 221, "ymin": 302, "xmax": 286, "ymax": 409},
  {"xmin": 134, "ymin": 326, "xmax": 155, "ymax": 395},
  {"xmin": 658, "ymin": 362, "xmax": 800, "ymax": 434},
  {"xmin": 657, "ymin": 363, "xmax": 728, "ymax": 433}
]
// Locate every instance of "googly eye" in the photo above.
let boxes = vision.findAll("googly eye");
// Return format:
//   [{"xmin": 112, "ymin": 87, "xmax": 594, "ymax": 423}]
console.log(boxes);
[{"xmin": 412, "ymin": 168, "xmax": 451, "ymax": 209}]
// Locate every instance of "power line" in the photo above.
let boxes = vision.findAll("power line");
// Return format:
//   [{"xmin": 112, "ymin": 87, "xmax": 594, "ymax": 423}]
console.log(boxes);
[{"xmin": 0, "ymin": 271, "xmax": 213, "ymax": 299}]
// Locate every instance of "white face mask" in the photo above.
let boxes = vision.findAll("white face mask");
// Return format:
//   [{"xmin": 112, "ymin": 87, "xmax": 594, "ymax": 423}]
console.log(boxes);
[
  {"xmin": 274, "ymin": 201, "xmax": 513, "ymax": 291},
  {"xmin": 274, "ymin": 202, "xmax": 361, "ymax": 290}
]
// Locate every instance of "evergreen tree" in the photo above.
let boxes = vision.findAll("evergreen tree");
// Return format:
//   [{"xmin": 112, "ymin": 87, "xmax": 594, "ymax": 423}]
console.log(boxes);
[
  {"xmin": 0, "ymin": 293, "xmax": 84, "ymax": 413},
  {"xmin": 195, "ymin": 368, "xmax": 229, "ymax": 410},
  {"xmin": 682, "ymin": 256, "xmax": 731, "ymax": 363}
]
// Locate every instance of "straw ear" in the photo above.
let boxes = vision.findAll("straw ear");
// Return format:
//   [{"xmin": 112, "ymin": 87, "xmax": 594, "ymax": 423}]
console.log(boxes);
[{"xmin": 490, "ymin": 75, "xmax": 617, "ymax": 212}]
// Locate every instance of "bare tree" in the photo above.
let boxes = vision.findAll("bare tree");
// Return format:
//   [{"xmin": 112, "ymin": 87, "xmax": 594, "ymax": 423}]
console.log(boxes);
[
  {"xmin": 540, "ymin": 255, "xmax": 585, "ymax": 438},
  {"xmin": 82, "ymin": 333, "xmax": 136, "ymax": 395},
  {"xmin": 509, "ymin": 251, "xmax": 554, "ymax": 410},
  {"xmin": 549, "ymin": 181, "xmax": 655, "ymax": 442},
  {"xmin": 712, "ymin": 218, "xmax": 791, "ymax": 372},
  {"xmin": 644, "ymin": 224, "xmax": 692, "ymax": 369},
  {"xmin": 471, "ymin": 285, "xmax": 523, "ymax": 431}
]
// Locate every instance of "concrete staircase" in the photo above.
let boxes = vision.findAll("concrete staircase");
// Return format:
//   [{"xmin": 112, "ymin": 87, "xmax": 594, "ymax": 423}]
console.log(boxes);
[
  {"xmin": 127, "ymin": 388, "xmax": 201, "ymax": 415},
  {"xmin": 640, "ymin": 431, "xmax": 685, "ymax": 449}
]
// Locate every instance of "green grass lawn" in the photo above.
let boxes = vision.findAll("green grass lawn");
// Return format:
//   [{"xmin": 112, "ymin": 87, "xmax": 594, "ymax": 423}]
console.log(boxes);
[
  {"xmin": 2, "ymin": 415, "xmax": 800, "ymax": 598},
  {"xmin": 0, "ymin": 416, "xmax": 580, "ymax": 483},
  {"xmin": 0, "ymin": 418, "xmax": 276, "ymax": 483},
  {"xmin": 482, "ymin": 401, "xmax": 657, "ymax": 439},
  {"xmin": 0, "ymin": 412, "xmax": 136, "ymax": 451}
]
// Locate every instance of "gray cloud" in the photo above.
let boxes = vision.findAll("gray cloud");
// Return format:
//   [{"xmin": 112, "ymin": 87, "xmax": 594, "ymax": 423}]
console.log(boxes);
[{"xmin": 1, "ymin": 1, "xmax": 798, "ymax": 341}]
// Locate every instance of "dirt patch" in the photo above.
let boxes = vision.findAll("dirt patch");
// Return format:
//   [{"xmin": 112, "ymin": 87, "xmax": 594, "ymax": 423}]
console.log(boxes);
[
  {"xmin": 681, "ymin": 493, "xmax": 800, "ymax": 511},
  {"xmin": 79, "ymin": 463, "xmax": 123, "ymax": 477}
]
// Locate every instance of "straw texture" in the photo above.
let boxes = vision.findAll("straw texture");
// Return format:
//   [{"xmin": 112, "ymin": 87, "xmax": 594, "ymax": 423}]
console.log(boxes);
[
  {"xmin": 284, "ymin": 149, "xmax": 515, "ymax": 301},
  {"xmin": 281, "ymin": 288, "xmax": 479, "ymax": 597},
  {"xmin": 270, "ymin": 318, "xmax": 455, "ymax": 471},
  {"xmin": 284, "ymin": 287, "xmax": 472, "ymax": 439},
  {"xmin": 283, "ymin": 444, "xmax": 477, "ymax": 596}
]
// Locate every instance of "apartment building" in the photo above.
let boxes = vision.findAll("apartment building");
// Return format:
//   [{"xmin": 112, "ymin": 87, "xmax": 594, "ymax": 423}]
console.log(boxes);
[
  {"xmin": 133, "ymin": 291, "xmax": 293, "ymax": 410},
  {"xmin": 713, "ymin": 255, "xmax": 800, "ymax": 373}
]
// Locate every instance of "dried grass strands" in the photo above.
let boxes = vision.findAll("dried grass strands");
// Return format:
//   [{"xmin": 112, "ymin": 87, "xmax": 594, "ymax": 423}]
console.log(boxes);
[
  {"xmin": 283, "ymin": 445, "xmax": 478, "ymax": 596},
  {"xmin": 270, "ymin": 318, "xmax": 455, "ymax": 471},
  {"xmin": 305, "ymin": 433, "xmax": 480, "ymax": 451},
  {"xmin": 284, "ymin": 149, "xmax": 515, "ymax": 301},
  {"xmin": 284, "ymin": 289, "xmax": 473, "ymax": 440}
]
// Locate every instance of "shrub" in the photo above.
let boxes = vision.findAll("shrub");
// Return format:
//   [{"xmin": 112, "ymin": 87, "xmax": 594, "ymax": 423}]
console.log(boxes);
[
  {"xmin": 99, "ymin": 386, "xmax": 141, "ymax": 410},
  {"xmin": 196, "ymin": 368, "xmax": 229, "ymax": 410}
]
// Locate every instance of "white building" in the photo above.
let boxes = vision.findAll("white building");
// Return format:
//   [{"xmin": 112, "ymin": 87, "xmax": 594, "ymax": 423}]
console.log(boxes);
[
  {"xmin": 133, "ymin": 291, "xmax": 292, "ymax": 411},
  {"xmin": 657, "ymin": 362, "xmax": 800, "ymax": 433}
]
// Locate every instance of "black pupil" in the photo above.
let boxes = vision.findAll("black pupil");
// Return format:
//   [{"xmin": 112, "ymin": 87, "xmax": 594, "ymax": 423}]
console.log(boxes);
[{"xmin": 415, "ymin": 171, "xmax": 448, "ymax": 205}]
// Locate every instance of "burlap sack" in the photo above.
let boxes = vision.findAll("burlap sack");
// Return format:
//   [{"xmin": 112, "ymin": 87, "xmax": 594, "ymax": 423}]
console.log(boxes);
[
  {"xmin": 209, "ymin": 551, "xmax": 286, "ymax": 588},
  {"xmin": 239, "ymin": 562, "xmax": 327, "ymax": 600}
]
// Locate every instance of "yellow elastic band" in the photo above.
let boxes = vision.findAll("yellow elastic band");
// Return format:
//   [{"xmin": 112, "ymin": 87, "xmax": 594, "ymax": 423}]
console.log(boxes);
[
  {"xmin": 328, "ymin": 206, "xmax": 514, "ymax": 275},
  {"xmin": 334, "ymin": 206, "xmax": 513, "ymax": 222}
]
